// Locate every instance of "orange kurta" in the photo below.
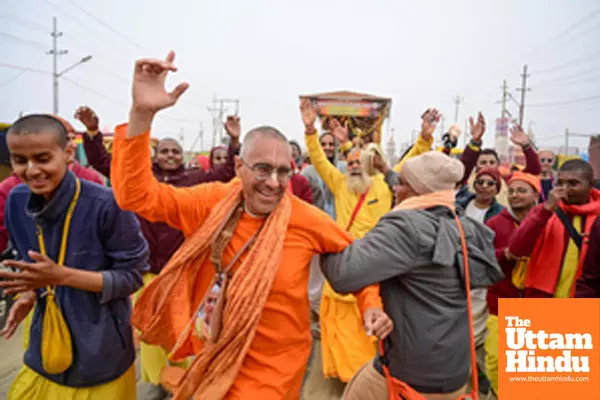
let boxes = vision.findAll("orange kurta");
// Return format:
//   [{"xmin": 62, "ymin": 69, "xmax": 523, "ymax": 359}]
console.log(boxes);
[{"xmin": 110, "ymin": 124, "xmax": 382, "ymax": 399}]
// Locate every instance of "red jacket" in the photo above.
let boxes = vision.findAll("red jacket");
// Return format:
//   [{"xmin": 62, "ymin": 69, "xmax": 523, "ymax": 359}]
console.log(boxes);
[
  {"xmin": 290, "ymin": 174, "xmax": 313, "ymax": 204},
  {"xmin": 485, "ymin": 209, "xmax": 523, "ymax": 315},
  {"xmin": 575, "ymin": 217, "xmax": 600, "ymax": 298},
  {"xmin": 0, "ymin": 161, "xmax": 104, "ymax": 252}
]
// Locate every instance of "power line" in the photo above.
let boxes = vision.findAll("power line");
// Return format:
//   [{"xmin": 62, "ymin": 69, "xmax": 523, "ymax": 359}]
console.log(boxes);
[
  {"xmin": 0, "ymin": 55, "xmax": 48, "ymax": 86},
  {"xmin": 61, "ymin": 76, "xmax": 197, "ymax": 123},
  {"xmin": 0, "ymin": 12, "xmax": 48, "ymax": 34},
  {"xmin": 535, "ymin": 75, "xmax": 600, "ymax": 90},
  {"xmin": 67, "ymin": 0, "xmax": 145, "ymax": 51},
  {"xmin": 528, "ymin": 19, "xmax": 600, "ymax": 64},
  {"xmin": 0, "ymin": 32, "xmax": 47, "ymax": 50},
  {"xmin": 528, "ymin": 95, "xmax": 600, "ymax": 108},
  {"xmin": 0, "ymin": 63, "xmax": 51, "ymax": 75},
  {"xmin": 535, "ymin": 67, "xmax": 600, "ymax": 87},
  {"xmin": 534, "ymin": 49, "xmax": 600, "ymax": 74}
]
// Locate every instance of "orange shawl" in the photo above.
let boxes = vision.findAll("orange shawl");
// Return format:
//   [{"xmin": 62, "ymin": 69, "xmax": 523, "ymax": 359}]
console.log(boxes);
[
  {"xmin": 393, "ymin": 190, "xmax": 456, "ymax": 212},
  {"xmin": 525, "ymin": 189, "xmax": 600, "ymax": 297},
  {"xmin": 132, "ymin": 180, "xmax": 291, "ymax": 399}
]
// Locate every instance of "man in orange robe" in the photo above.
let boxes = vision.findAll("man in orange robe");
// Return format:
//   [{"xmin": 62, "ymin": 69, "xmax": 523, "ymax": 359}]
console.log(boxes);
[{"xmin": 110, "ymin": 51, "xmax": 392, "ymax": 400}]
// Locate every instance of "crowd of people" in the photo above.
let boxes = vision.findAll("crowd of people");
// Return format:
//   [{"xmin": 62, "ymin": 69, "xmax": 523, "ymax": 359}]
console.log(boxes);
[{"xmin": 0, "ymin": 50, "xmax": 598, "ymax": 400}]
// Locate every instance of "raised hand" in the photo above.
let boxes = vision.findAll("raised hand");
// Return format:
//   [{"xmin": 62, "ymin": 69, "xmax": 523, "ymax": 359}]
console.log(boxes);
[
  {"xmin": 420, "ymin": 108, "xmax": 441, "ymax": 141},
  {"xmin": 372, "ymin": 151, "xmax": 390, "ymax": 174},
  {"xmin": 329, "ymin": 118, "xmax": 349, "ymax": 144},
  {"xmin": 132, "ymin": 50, "xmax": 189, "ymax": 115},
  {"xmin": 224, "ymin": 116, "xmax": 241, "ymax": 143},
  {"xmin": 510, "ymin": 125, "xmax": 531, "ymax": 147},
  {"xmin": 300, "ymin": 99, "xmax": 318, "ymax": 129},
  {"xmin": 469, "ymin": 112, "xmax": 486, "ymax": 142},
  {"xmin": 74, "ymin": 106, "xmax": 99, "ymax": 131}
]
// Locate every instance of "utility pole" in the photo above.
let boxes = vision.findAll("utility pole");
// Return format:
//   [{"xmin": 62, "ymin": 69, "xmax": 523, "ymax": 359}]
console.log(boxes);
[
  {"xmin": 564, "ymin": 129, "xmax": 569, "ymax": 156},
  {"xmin": 500, "ymin": 80, "xmax": 509, "ymax": 119},
  {"xmin": 208, "ymin": 96, "xmax": 240, "ymax": 148},
  {"xmin": 516, "ymin": 65, "xmax": 530, "ymax": 128},
  {"xmin": 50, "ymin": 17, "xmax": 68, "ymax": 115},
  {"xmin": 453, "ymin": 95, "xmax": 463, "ymax": 123}
]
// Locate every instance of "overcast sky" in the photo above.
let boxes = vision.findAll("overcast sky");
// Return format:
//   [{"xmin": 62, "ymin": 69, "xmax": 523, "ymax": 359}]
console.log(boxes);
[{"xmin": 1, "ymin": 0, "xmax": 599, "ymax": 155}]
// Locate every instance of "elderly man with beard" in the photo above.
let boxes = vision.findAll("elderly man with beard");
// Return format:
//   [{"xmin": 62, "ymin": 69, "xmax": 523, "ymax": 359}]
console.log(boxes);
[
  {"xmin": 301, "ymin": 99, "xmax": 392, "ymax": 399},
  {"xmin": 483, "ymin": 172, "xmax": 541, "ymax": 398},
  {"xmin": 298, "ymin": 121, "xmax": 347, "ymax": 394}
]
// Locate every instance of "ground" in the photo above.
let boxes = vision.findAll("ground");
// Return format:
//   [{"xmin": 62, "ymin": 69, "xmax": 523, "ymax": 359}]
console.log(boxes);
[{"xmin": 0, "ymin": 325, "xmax": 159, "ymax": 399}]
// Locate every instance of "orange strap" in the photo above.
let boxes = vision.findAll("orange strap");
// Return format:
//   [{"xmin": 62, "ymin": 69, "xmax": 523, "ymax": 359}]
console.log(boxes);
[
  {"xmin": 379, "ymin": 212, "xmax": 479, "ymax": 400},
  {"xmin": 346, "ymin": 188, "xmax": 370, "ymax": 231}
]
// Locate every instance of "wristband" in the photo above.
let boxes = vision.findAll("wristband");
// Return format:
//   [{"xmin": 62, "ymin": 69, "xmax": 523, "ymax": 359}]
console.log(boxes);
[
  {"xmin": 340, "ymin": 141, "xmax": 353, "ymax": 153},
  {"xmin": 86, "ymin": 129, "xmax": 100, "ymax": 138}
]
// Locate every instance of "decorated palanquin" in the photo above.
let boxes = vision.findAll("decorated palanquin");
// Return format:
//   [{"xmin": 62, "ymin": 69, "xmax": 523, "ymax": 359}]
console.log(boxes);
[{"xmin": 298, "ymin": 90, "xmax": 392, "ymax": 145}]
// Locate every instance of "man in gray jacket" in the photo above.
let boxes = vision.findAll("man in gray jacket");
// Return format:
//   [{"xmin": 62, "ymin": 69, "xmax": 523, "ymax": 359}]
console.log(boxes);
[{"xmin": 322, "ymin": 151, "xmax": 503, "ymax": 400}]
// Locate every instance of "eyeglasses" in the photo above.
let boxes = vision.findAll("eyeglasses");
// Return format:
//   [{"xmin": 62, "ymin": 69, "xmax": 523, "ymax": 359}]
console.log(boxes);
[
  {"xmin": 508, "ymin": 188, "xmax": 533, "ymax": 195},
  {"xmin": 475, "ymin": 179, "xmax": 497, "ymax": 187},
  {"xmin": 240, "ymin": 158, "xmax": 292, "ymax": 182},
  {"xmin": 540, "ymin": 158, "xmax": 554, "ymax": 163}
]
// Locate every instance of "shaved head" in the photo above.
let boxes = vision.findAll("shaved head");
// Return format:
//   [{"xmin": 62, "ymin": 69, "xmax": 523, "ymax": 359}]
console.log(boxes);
[{"xmin": 241, "ymin": 126, "xmax": 290, "ymax": 159}]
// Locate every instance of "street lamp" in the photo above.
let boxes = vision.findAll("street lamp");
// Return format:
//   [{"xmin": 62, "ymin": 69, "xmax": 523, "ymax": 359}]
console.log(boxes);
[{"xmin": 53, "ymin": 54, "xmax": 92, "ymax": 114}]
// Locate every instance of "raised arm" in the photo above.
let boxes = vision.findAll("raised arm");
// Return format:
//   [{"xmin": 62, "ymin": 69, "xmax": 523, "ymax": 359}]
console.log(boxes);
[
  {"xmin": 459, "ymin": 112, "xmax": 487, "ymax": 184},
  {"xmin": 392, "ymin": 108, "xmax": 440, "ymax": 173},
  {"xmin": 510, "ymin": 125, "xmax": 541, "ymax": 175},
  {"xmin": 187, "ymin": 116, "xmax": 240, "ymax": 184},
  {"xmin": 76, "ymin": 106, "xmax": 112, "ymax": 179},
  {"xmin": 300, "ymin": 99, "xmax": 345, "ymax": 193},
  {"xmin": 110, "ymin": 51, "xmax": 231, "ymax": 235}
]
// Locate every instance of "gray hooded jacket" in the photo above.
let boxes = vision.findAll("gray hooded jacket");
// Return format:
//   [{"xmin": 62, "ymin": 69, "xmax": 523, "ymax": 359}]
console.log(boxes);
[{"xmin": 322, "ymin": 206, "xmax": 503, "ymax": 393}]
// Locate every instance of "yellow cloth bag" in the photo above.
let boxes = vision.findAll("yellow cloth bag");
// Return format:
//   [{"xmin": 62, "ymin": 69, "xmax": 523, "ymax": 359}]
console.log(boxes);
[
  {"xmin": 511, "ymin": 257, "xmax": 529, "ymax": 290},
  {"xmin": 41, "ymin": 293, "xmax": 73, "ymax": 374},
  {"xmin": 36, "ymin": 177, "xmax": 81, "ymax": 375}
]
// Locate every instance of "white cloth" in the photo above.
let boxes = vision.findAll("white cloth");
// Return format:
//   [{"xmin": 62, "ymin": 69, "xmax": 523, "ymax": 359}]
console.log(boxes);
[{"xmin": 464, "ymin": 201, "xmax": 489, "ymax": 224}]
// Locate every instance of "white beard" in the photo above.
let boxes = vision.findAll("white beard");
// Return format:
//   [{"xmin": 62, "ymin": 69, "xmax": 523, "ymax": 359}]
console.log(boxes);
[{"xmin": 346, "ymin": 171, "xmax": 372, "ymax": 195}]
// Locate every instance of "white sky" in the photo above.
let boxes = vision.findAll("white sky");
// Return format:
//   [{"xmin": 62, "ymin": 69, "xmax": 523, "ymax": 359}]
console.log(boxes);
[{"xmin": 1, "ymin": 0, "xmax": 599, "ymax": 155}]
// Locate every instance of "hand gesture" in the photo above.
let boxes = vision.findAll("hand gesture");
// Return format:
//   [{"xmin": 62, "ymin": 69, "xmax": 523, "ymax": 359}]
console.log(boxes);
[
  {"xmin": 0, "ymin": 292, "xmax": 35, "ymax": 340},
  {"xmin": 372, "ymin": 152, "xmax": 389, "ymax": 174},
  {"xmin": 469, "ymin": 112, "xmax": 486, "ymax": 142},
  {"xmin": 224, "ymin": 116, "xmax": 241, "ymax": 142},
  {"xmin": 74, "ymin": 106, "xmax": 100, "ymax": 131},
  {"xmin": 363, "ymin": 308, "xmax": 393, "ymax": 340},
  {"xmin": 132, "ymin": 51, "xmax": 189, "ymax": 115},
  {"xmin": 510, "ymin": 125, "xmax": 530, "ymax": 147},
  {"xmin": 300, "ymin": 99, "xmax": 318, "ymax": 129},
  {"xmin": 0, "ymin": 251, "xmax": 66, "ymax": 295},
  {"xmin": 544, "ymin": 187, "xmax": 567, "ymax": 212},
  {"xmin": 329, "ymin": 118, "xmax": 349, "ymax": 144},
  {"xmin": 420, "ymin": 109, "xmax": 441, "ymax": 141}
]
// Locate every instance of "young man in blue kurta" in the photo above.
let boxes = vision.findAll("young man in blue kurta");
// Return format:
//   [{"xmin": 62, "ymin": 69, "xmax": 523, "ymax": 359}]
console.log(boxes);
[{"xmin": 0, "ymin": 114, "xmax": 148, "ymax": 400}]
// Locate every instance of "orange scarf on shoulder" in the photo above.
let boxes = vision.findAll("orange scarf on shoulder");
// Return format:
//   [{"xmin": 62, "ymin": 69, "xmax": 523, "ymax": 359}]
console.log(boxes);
[
  {"xmin": 132, "ymin": 180, "xmax": 292, "ymax": 399},
  {"xmin": 393, "ymin": 190, "xmax": 456, "ymax": 212},
  {"xmin": 525, "ymin": 189, "xmax": 600, "ymax": 297}
]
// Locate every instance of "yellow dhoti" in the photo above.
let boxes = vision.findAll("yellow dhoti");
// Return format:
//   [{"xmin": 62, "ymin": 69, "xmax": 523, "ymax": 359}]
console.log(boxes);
[
  {"xmin": 8, "ymin": 364, "xmax": 136, "ymax": 400},
  {"xmin": 133, "ymin": 273, "xmax": 187, "ymax": 385},
  {"xmin": 320, "ymin": 281, "xmax": 376, "ymax": 383},
  {"xmin": 484, "ymin": 314, "xmax": 499, "ymax": 396}
]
